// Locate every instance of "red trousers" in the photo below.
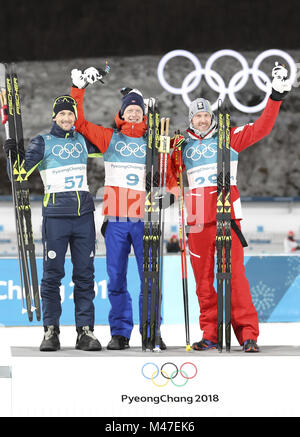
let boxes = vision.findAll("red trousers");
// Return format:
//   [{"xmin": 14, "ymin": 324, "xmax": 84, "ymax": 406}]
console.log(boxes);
[{"xmin": 188, "ymin": 221, "xmax": 259, "ymax": 345}]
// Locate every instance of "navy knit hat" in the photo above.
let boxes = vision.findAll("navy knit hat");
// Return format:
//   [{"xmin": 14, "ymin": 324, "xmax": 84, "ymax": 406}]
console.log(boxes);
[
  {"xmin": 52, "ymin": 95, "xmax": 78, "ymax": 119},
  {"xmin": 120, "ymin": 90, "xmax": 145, "ymax": 116}
]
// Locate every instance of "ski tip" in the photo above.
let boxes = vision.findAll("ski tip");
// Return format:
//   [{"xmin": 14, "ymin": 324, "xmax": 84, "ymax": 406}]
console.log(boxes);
[{"xmin": 185, "ymin": 344, "xmax": 192, "ymax": 352}]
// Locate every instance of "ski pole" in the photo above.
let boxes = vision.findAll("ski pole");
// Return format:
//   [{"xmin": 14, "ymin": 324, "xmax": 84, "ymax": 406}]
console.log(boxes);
[
  {"xmin": 154, "ymin": 116, "xmax": 170, "ymax": 351},
  {"xmin": 174, "ymin": 132, "xmax": 191, "ymax": 351}
]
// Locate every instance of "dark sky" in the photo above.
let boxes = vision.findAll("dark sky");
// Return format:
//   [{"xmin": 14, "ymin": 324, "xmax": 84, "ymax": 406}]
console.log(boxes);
[{"xmin": 1, "ymin": 0, "xmax": 299, "ymax": 61}]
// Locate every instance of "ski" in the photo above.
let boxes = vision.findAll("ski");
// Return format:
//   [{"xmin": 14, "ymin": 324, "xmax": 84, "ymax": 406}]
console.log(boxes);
[
  {"xmin": 224, "ymin": 111, "xmax": 232, "ymax": 352},
  {"xmin": 154, "ymin": 116, "xmax": 170, "ymax": 351},
  {"xmin": 216, "ymin": 101, "xmax": 232, "ymax": 352},
  {"xmin": 173, "ymin": 132, "xmax": 191, "ymax": 351},
  {"xmin": 142, "ymin": 99, "xmax": 170, "ymax": 351},
  {"xmin": 141, "ymin": 97, "xmax": 155, "ymax": 350},
  {"xmin": 0, "ymin": 63, "xmax": 40, "ymax": 321}
]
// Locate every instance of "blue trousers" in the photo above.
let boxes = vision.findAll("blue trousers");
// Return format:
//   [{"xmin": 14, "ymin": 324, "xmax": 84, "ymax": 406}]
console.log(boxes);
[
  {"xmin": 40, "ymin": 213, "xmax": 96, "ymax": 327},
  {"xmin": 105, "ymin": 219, "xmax": 147, "ymax": 338}
]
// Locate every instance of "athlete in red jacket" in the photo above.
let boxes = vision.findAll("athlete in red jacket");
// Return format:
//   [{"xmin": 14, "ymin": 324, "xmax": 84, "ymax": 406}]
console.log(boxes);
[
  {"xmin": 70, "ymin": 68, "xmax": 177, "ymax": 350},
  {"xmin": 171, "ymin": 62, "xmax": 292, "ymax": 352}
]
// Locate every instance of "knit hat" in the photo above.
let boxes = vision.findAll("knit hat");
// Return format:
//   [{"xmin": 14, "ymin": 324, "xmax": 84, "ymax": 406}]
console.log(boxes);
[
  {"xmin": 120, "ymin": 89, "xmax": 145, "ymax": 116},
  {"xmin": 52, "ymin": 95, "xmax": 78, "ymax": 119},
  {"xmin": 189, "ymin": 98, "xmax": 213, "ymax": 123}
]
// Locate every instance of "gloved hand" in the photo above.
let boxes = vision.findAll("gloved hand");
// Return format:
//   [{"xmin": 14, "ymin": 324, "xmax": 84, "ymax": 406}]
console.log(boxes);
[
  {"xmin": 83, "ymin": 67, "xmax": 103, "ymax": 85},
  {"xmin": 143, "ymin": 97, "xmax": 156, "ymax": 115},
  {"xmin": 171, "ymin": 133, "xmax": 185, "ymax": 176},
  {"xmin": 3, "ymin": 138, "xmax": 17, "ymax": 160},
  {"xmin": 270, "ymin": 62, "xmax": 292, "ymax": 101},
  {"xmin": 154, "ymin": 191, "xmax": 175, "ymax": 210},
  {"xmin": 71, "ymin": 69, "xmax": 87, "ymax": 89}
]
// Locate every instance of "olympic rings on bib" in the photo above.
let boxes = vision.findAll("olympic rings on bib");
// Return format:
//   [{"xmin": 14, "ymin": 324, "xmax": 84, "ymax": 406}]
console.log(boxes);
[
  {"xmin": 157, "ymin": 49, "xmax": 297, "ymax": 113},
  {"xmin": 185, "ymin": 142, "xmax": 217, "ymax": 161},
  {"xmin": 115, "ymin": 140, "xmax": 146, "ymax": 158},
  {"xmin": 142, "ymin": 361, "xmax": 198, "ymax": 387}
]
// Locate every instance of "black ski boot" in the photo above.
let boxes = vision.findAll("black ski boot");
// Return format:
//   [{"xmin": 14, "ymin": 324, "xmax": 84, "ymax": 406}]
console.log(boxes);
[
  {"xmin": 75, "ymin": 326, "xmax": 102, "ymax": 351},
  {"xmin": 40, "ymin": 326, "xmax": 60, "ymax": 351},
  {"xmin": 146, "ymin": 337, "xmax": 167, "ymax": 350},
  {"xmin": 107, "ymin": 335, "xmax": 130, "ymax": 350}
]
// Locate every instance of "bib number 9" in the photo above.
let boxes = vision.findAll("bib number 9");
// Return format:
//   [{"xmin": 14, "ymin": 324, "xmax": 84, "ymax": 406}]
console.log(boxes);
[{"xmin": 126, "ymin": 173, "xmax": 139, "ymax": 186}]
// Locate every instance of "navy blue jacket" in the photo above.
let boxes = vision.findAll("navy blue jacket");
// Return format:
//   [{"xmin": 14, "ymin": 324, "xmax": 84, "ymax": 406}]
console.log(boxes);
[{"xmin": 26, "ymin": 122, "xmax": 102, "ymax": 217}]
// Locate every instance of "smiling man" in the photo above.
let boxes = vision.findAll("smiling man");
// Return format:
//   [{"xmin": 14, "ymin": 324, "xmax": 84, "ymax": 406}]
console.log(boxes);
[
  {"xmin": 70, "ymin": 68, "xmax": 176, "ymax": 351},
  {"xmin": 4, "ymin": 94, "xmax": 103, "ymax": 352},
  {"xmin": 171, "ymin": 63, "xmax": 292, "ymax": 353}
]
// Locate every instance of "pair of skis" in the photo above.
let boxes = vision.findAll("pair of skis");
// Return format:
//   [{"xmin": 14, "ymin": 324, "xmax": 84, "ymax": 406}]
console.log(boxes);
[
  {"xmin": 173, "ymin": 133, "xmax": 191, "ymax": 351},
  {"xmin": 141, "ymin": 98, "xmax": 170, "ymax": 351},
  {"xmin": 0, "ymin": 63, "xmax": 40, "ymax": 322},
  {"xmin": 216, "ymin": 102, "xmax": 232, "ymax": 352}
]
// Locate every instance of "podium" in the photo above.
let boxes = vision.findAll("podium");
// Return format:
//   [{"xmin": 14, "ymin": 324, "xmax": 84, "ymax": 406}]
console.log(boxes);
[{"xmin": 5, "ymin": 345, "xmax": 300, "ymax": 417}]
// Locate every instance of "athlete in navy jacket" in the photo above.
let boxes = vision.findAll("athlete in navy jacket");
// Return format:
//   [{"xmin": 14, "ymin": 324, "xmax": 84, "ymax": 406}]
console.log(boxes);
[{"xmin": 4, "ymin": 95, "xmax": 102, "ymax": 352}]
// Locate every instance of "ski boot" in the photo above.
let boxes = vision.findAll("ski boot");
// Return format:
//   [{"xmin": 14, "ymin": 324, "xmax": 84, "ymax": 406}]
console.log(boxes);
[
  {"xmin": 40, "ymin": 325, "xmax": 60, "ymax": 351},
  {"xmin": 107, "ymin": 335, "xmax": 130, "ymax": 350},
  {"xmin": 192, "ymin": 338, "xmax": 218, "ymax": 351},
  {"xmin": 146, "ymin": 337, "xmax": 167, "ymax": 350},
  {"xmin": 75, "ymin": 326, "xmax": 102, "ymax": 351},
  {"xmin": 243, "ymin": 339, "xmax": 260, "ymax": 353}
]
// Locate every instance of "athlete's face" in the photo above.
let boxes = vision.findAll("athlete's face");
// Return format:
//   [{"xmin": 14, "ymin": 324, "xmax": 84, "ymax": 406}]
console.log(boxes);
[
  {"xmin": 54, "ymin": 110, "xmax": 76, "ymax": 131},
  {"xmin": 122, "ymin": 105, "xmax": 144, "ymax": 123},
  {"xmin": 192, "ymin": 111, "xmax": 212, "ymax": 132}
]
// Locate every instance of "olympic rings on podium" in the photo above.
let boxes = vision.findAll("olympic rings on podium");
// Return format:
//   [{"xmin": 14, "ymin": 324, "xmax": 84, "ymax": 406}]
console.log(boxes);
[{"xmin": 141, "ymin": 361, "xmax": 198, "ymax": 387}]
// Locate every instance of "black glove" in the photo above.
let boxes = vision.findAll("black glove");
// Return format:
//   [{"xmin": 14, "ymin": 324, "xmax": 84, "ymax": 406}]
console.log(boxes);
[
  {"xmin": 3, "ymin": 138, "xmax": 17, "ymax": 160},
  {"xmin": 270, "ymin": 88, "xmax": 289, "ymax": 101}
]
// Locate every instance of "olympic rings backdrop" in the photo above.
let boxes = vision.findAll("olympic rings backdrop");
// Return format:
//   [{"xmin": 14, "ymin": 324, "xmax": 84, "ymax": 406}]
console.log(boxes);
[{"xmin": 157, "ymin": 49, "xmax": 297, "ymax": 113}]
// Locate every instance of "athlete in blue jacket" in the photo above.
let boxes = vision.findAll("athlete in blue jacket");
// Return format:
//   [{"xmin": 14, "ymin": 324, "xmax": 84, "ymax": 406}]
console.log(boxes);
[{"xmin": 4, "ymin": 95, "xmax": 102, "ymax": 352}]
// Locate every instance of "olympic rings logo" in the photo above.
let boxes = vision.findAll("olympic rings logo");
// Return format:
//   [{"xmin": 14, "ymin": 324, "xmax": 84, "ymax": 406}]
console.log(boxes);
[
  {"xmin": 52, "ymin": 142, "xmax": 83, "ymax": 160},
  {"xmin": 185, "ymin": 142, "xmax": 217, "ymax": 161},
  {"xmin": 115, "ymin": 140, "xmax": 146, "ymax": 158},
  {"xmin": 157, "ymin": 49, "xmax": 297, "ymax": 113},
  {"xmin": 142, "ymin": 362, "xmax": 198, "ymax": 387}
]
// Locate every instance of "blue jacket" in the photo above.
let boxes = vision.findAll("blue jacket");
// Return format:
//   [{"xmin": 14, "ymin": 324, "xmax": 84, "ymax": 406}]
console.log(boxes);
[{"xmin": 26, "ymin": 122, "xmax": 102, "ymax": 217}]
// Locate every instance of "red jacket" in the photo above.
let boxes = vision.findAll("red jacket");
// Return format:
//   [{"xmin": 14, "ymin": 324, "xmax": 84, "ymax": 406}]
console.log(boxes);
[{"xmin": 171, "ymin": 97, "xmax": 282, "ymax": 225}]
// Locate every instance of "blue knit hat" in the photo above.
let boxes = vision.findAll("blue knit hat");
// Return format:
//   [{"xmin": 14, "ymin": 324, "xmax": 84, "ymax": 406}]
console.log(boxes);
[{"xmin": 120, "ymin": 89, "xmax": 145, "ymax": 116}]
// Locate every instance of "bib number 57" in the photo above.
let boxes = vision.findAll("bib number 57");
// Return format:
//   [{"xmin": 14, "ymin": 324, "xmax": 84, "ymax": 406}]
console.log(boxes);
[{"xmin": 64, "ymin": 175, "xmax": 84, "ymax": 189}]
